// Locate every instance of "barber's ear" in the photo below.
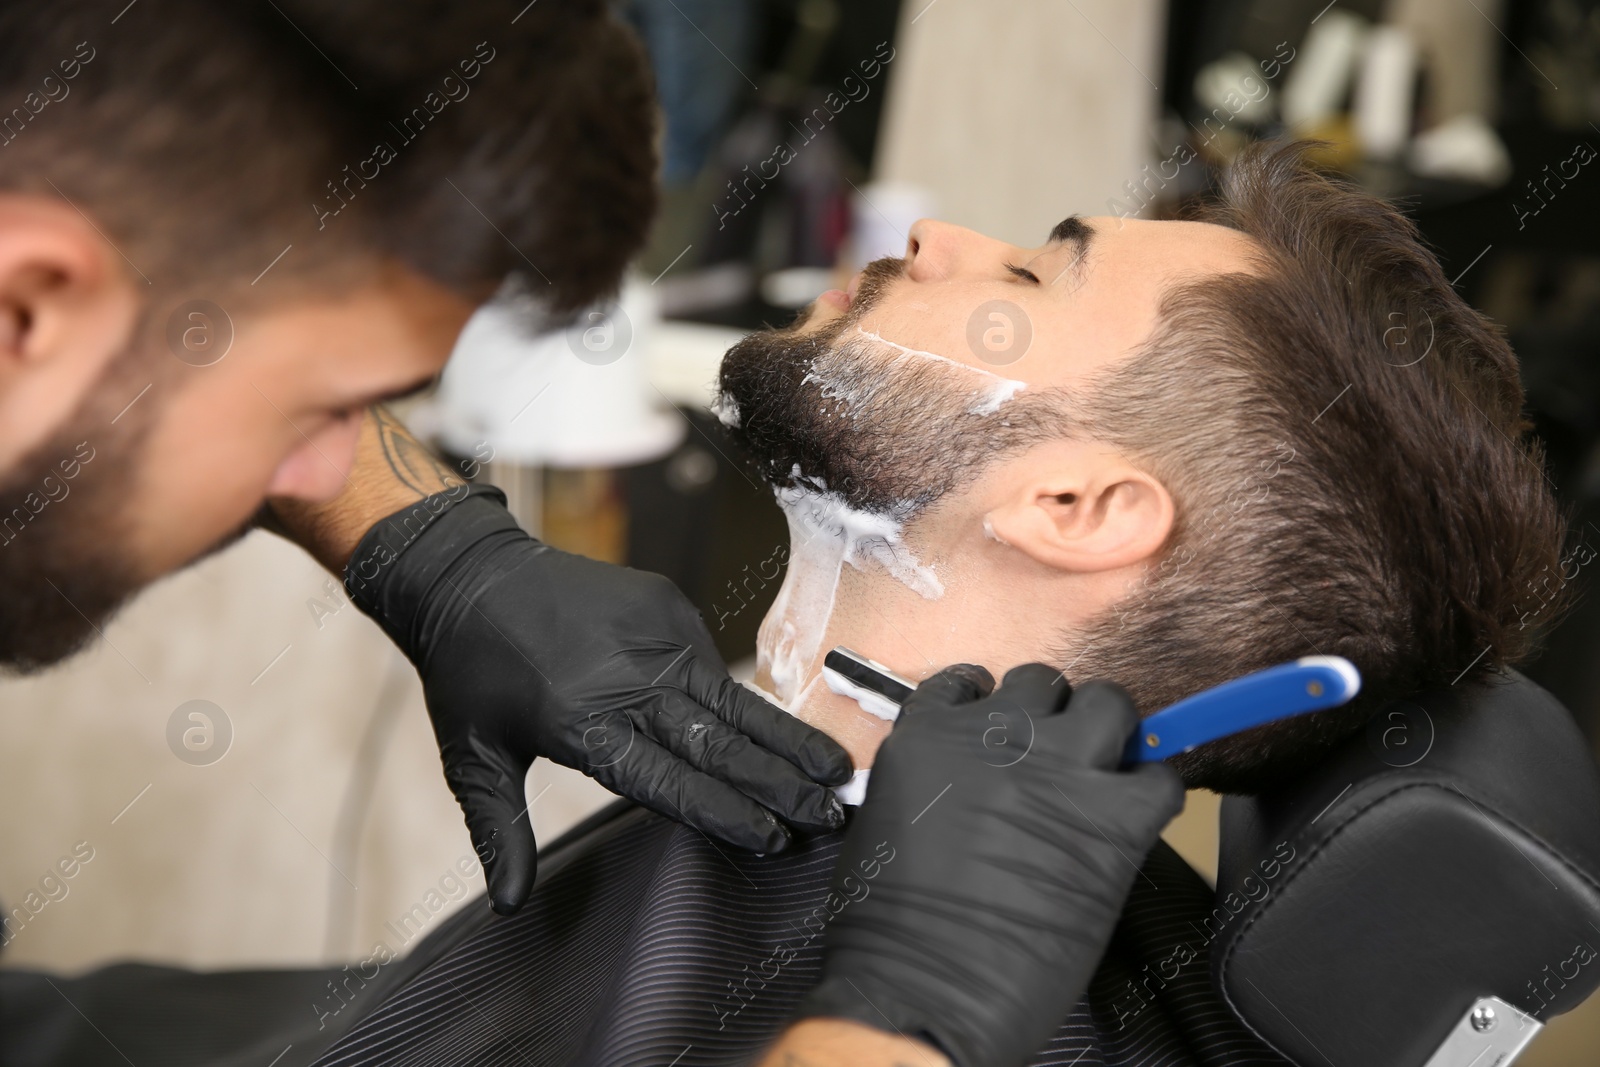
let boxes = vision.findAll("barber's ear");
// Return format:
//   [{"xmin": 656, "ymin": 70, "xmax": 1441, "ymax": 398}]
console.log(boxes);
[
  {"xmin": 984, "ymin": 456, "xmax": 1173, "ymax": 574},
  {"xmin": 0, "ymin": 195, "xmax": 140, "ymax": 469}
]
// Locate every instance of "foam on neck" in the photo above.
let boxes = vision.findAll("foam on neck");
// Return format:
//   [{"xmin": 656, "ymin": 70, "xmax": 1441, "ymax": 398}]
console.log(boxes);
[
  {"xmin": 756, "ymin": 478, "xmax": 942, "ymax": 709},
  {"xmin": 740, "ymin": 677, "xmax": 876, "ymax": 806},
  {"xmin": 821, "ymin": 663, "xmax": 902, "ymax": 722}
]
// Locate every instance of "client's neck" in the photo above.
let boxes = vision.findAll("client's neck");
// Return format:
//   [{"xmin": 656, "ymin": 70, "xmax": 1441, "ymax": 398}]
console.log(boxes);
[
  {"xmin": 751, "ymin": 574, "xmax": 903, "ymax": 770},
  {"xmin": 750, "ymin": 489, "xmax": 1095, "ymax": 769}
]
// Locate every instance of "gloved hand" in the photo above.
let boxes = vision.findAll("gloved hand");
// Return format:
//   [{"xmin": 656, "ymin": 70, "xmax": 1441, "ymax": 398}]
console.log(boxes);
[
  {"xmin": 795, "ymin": 663, "xmax": 1185, "ymax": 1067},
  {"xmin": 345, "ymin": 486, "xmax": 852, "ymax": 914}
]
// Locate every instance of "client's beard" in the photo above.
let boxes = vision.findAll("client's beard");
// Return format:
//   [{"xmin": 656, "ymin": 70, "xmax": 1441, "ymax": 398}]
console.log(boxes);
[{"xmin": 716, "ymin": 257, "xmax": 1060, "ymax": 516}]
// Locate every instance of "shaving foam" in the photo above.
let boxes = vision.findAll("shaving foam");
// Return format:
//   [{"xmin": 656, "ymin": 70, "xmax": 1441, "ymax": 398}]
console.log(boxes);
[
  {"xmin": 854, "ymin": 327, "xmax": 1027, "ymax": 415},
  {"xmin": 982, "ymin": 515, "xmax": 1011, "ymax": 545},
  {"xmin": 711, "ymin": 394, "xmax": 741, "ymax": 429},
  {"xmin": 821, "ymin": 665, "xmax": 902, "ymax": 722},
  {"xmin": 757, "ymin": 477, "xmax": 942, "ymax": 710},
  {"xmin": 833, "ymin": 770, "xmax": 873, "ymax": 806}
]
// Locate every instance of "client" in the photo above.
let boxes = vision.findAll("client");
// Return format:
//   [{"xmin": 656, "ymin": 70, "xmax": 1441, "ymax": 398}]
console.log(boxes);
[
  {"xmin": 36, "ymin": 140, "xmax": 1553, "ymax": 1067},
  {"xmin": 719, "ymin": 142, "xmax": 1562, "ymax": 793}
]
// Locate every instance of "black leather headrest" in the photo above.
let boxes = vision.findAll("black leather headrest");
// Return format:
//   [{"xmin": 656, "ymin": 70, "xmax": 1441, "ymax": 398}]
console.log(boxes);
[{"xmin": 1210, "ymin": 669, "xmax": 1600, "ymax": 1067}]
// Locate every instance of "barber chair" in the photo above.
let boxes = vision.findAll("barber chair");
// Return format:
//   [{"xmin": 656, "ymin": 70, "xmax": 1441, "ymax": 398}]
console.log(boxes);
[{"xmin": 1213, "ymin": 669, "xmax": 1600, "ymax": 1066}]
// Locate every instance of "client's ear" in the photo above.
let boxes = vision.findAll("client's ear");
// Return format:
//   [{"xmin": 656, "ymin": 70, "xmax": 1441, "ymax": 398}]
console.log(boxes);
[
  {"xmin": 985, "ymin": 451, "xmax": 1174, "ymax": 573},
  {"xmin": 0, "ymin": 194, "xmax": 139, "ymax": 470}
]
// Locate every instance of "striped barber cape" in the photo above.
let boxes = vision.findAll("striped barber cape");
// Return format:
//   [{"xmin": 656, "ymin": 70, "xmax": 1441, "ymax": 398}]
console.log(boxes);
[
  {"xmin": 0, "ymin": 801, "xmax": 1293, "ymax": 1066},
  {"xmin": 307, "ymin": 801, "xmax": 1292, "ymax": 1067}
]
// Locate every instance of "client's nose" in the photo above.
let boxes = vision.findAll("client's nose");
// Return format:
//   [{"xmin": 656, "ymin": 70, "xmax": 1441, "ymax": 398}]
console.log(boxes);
[{"xmin": 905, "ymin": 218, "xmax": 1016, "ymax": 283}]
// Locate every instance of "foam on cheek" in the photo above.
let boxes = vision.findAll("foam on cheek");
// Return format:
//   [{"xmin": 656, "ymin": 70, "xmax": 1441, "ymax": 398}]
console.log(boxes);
[
  {"xmin": 853, "ymin": 327, "xmax": 1027, "ymax": 415},
  {"xmin": 711, "ymin": 394, "xmax": 741, "ymax": 429},
  {"xmin": 982, "ymin": 515, "xmax": 1011, "ymax": 545},
  {"xmin": 757, "ymin": 478, "xmax": 943, "ymax": 709}
]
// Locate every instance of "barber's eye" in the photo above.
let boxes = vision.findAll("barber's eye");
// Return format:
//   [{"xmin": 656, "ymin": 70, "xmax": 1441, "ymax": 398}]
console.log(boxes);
[{"xmin": 1004, "ymin": 262, "xmax": 1040, "ymax": 284}]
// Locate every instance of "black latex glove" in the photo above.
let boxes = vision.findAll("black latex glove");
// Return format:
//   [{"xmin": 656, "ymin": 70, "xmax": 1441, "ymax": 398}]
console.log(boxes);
[
  {"xmin": 795, "ymin": 663, "xmax": 1186, "ymax": 1067},
  {"xmin": 345, "ymin": 487, "xmax": 852, "ymax": 914}
]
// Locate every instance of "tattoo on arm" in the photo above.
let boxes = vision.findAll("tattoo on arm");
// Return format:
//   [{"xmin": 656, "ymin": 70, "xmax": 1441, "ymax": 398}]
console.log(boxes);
[{"xmin": 372, "ymin": 405, "xmax": 464, "ymax": 499}]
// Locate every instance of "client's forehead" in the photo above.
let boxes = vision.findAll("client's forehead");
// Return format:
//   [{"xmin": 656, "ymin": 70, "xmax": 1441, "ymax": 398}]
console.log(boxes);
[
  {"xmin": 997, "ymin": 215, "xmax": 1263, "ymax": 391},
  {"xmin": 1077, "ymin": 216, "xmax": 1261, "ymax": 279}
]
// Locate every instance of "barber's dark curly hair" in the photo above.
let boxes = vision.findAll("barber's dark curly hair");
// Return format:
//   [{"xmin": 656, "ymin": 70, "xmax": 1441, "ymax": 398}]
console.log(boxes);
[
  {"xmin": 0, "ymin": 0, "xmax": 657, "ymax": 313},
  {"xmin": 1058, "ymin": 140, "xmax": 1571, "ymax": 794}
]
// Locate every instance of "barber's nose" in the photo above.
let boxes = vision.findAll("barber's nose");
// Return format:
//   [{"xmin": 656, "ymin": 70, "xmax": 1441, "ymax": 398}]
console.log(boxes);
[{"xmin": 904, "ymin": 219, "xmax": 1010, "ymax": 283}]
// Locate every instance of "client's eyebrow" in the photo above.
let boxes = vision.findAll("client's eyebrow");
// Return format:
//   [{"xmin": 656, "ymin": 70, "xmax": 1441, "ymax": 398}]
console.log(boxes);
[{"xmin": 1046, "ymin": 214, "xmax": 1095, "ymax": 287}]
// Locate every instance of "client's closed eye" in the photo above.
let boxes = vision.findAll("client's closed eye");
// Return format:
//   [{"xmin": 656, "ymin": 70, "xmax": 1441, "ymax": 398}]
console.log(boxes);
[{"xmin": 1004, "ymin": 262, "xmax": 1040, "ymax": 284}]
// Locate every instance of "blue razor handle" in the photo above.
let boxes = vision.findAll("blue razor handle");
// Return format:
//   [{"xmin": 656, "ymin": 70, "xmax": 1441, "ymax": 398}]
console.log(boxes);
[{"xmin": 1122, "ymin": 655, "xmax": 1362, "ymax": 765}]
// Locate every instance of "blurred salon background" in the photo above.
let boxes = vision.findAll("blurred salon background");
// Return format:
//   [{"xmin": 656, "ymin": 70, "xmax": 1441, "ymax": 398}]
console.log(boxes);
[{"xmin": 3, "ymin": 0, "xmax": 1599, "ymax": 1060}]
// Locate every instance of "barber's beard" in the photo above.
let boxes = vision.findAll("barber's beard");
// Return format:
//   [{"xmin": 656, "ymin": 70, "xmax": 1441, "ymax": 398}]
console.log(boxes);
[
  {"xmin": 0, "ymin": 313, "xmax": 261, "ymax": 673},
  {"xmin": 716, "ymin": 257, "xmax": 1059, "ymax": 516},
  {"xmin": 0, "ymin": 377, "xmax": 151, "ymax": 672},
  {"xmin": 0, "ymin": 371, "xmax": 259, "ymax": 673}
]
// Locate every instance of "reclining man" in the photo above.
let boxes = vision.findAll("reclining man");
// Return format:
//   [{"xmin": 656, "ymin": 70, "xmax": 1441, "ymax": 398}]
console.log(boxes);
[
  {"xmin": 265, "ymin": 140, "xmax": 1563, "ymax": 1066},
  {"xmin": 718, "ymin": 139, "xmax": 1563, "ymax": 794}
]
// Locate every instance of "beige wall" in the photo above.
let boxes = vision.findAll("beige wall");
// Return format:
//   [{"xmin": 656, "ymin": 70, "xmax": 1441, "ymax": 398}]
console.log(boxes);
[{"xmin": 876, "ymin": 0, "xmax": 1165, "ymax": 240}]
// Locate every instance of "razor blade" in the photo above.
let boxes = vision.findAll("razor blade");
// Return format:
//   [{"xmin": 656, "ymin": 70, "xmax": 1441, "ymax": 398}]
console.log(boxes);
[{"xmin": 822, "ymin": 648, "xmax": 915, "ymax": 721}]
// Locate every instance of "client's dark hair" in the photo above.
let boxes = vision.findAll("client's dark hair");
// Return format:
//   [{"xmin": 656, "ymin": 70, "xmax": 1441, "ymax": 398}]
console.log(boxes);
[
  {"xmin": 1058, "ymin": 139, "xmax": 1569, "ymax": 794},
  {"xmin": 0, "ymin": 0, "xmax": 657, "ymax": 312}
]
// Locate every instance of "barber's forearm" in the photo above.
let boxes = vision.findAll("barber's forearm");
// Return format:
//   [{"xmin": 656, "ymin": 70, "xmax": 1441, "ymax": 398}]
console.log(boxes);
[
  {"xmin": 269, "ymin": 406, "xmax": 466, "ymax": 573},
  {"xmin": 758, "ymin": 1019, "xmax": 950, "ymax": 1067}
]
